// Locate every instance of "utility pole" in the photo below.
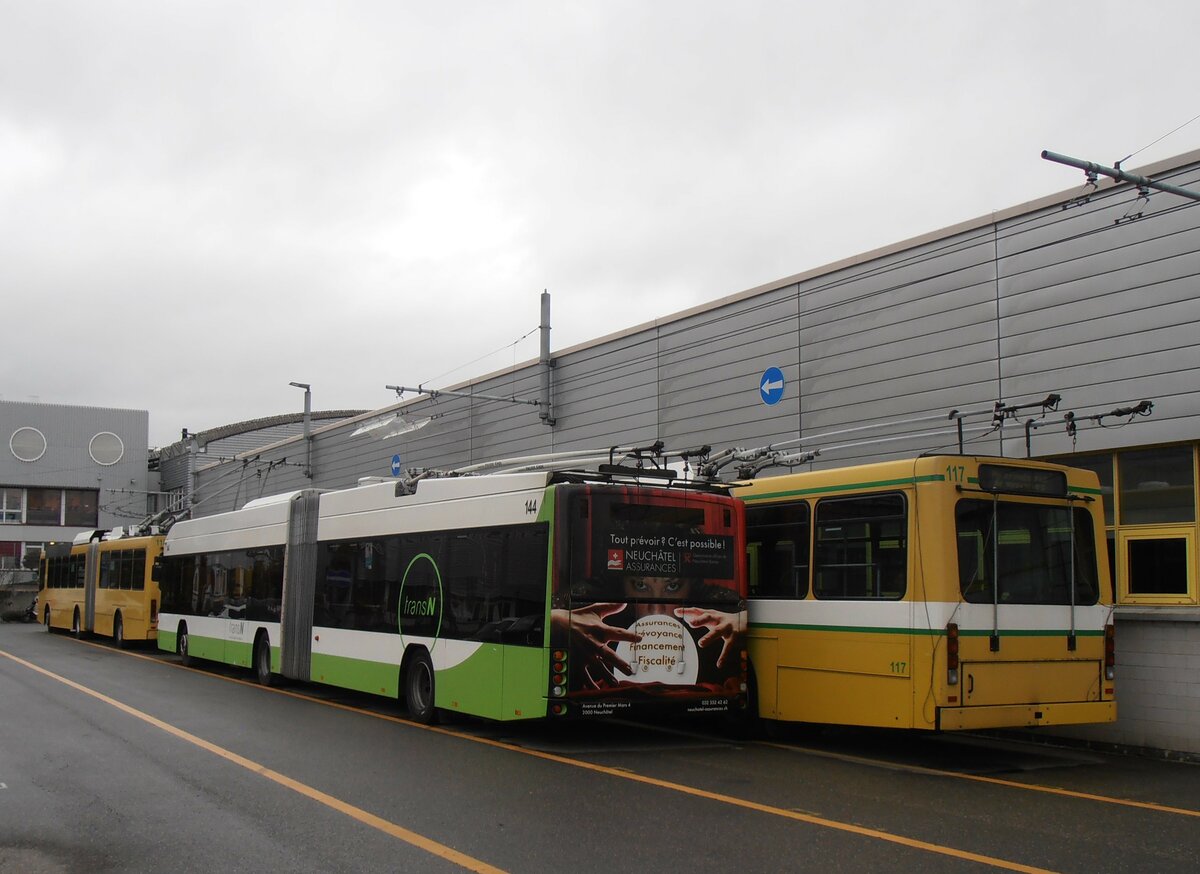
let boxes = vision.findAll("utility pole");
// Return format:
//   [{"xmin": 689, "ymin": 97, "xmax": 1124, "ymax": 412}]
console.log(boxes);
[
  {"xmin": 289, "ymin": 382, "xmax": 312, "ymax": 478},
  {"xmin": 539, "ymin": 291, "xmax": 556, "ymax": 427}
]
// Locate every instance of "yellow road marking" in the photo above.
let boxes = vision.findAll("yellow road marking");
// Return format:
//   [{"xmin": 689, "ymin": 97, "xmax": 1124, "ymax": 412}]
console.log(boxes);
[
  {"xmin": 760, "ymin": 740, "xmax": 1200, "ymax": 819},
  {"xmin": 60, "ymin": 641, "xmax": 1060, "ymax": 872},
  {"xmin": 0, "ymin": 648, "xmax": 505, "ymax": 874},
  {"xmin": 58, "ymin": 638, "xmax": 1200, "ymax": 863}
]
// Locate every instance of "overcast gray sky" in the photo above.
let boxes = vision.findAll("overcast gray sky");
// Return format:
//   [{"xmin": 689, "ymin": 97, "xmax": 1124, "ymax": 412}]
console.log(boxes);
[{"xmin": 3, "ymin": 1, "xmax": 1198, "ymax": 448}]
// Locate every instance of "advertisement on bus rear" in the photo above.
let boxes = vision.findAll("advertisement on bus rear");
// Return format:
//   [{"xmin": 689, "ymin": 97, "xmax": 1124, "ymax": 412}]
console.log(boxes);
[{"xmin": 551, "ymin": 486, "xmax": 747, "ymax": 716}]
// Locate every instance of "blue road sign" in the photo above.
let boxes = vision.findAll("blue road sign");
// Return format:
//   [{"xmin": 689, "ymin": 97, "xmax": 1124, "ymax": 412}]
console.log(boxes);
[
  {"xmin": 390, "ymin": 454, "xmax": 402, "ymax": 477},
  {"xmin": 760, "ymin": 367, "xmax": 785, "ymax": 405}
]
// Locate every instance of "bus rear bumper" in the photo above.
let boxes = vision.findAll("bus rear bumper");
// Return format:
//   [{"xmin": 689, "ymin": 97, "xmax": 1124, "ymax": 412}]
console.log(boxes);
[{"xmin": 937, "ymin": 700, "xmax": 1117, "ymax": 731}]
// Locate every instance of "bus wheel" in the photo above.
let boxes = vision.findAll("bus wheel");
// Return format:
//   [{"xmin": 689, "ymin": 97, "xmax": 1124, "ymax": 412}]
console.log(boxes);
[
  {"xmin": 178, "ymin": 623, "xmax": 192, "ymax": 666},
  {"xmin": 253, "ymin": 633, "xmax": 273, "ymax": 687},
  {"xmin": 72, "ymin": 609, "xmax": 82, "ymax": 639},
  {"xmin": 113, "ymin": 613, "xmax": 125, "ymax": 649},
  {"xmin": 405, "ymin": 651, "xmax": 438, "ymax": 725},
  {"xmin": 726, "ymin": 659, "xmax": 765, "ymax": 740}
]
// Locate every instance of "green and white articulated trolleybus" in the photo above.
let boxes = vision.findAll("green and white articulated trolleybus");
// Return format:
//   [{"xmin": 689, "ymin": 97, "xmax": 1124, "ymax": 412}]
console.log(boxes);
[{"xmin": 156, "ymin": 462, "xmax": 748, "ymax": 723}]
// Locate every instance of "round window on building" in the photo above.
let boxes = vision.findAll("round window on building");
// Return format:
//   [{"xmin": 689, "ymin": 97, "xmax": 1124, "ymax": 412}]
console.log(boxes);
[
  {"xmin": 10, "ymin": 427, "xmax": 47, "ymax": 462},
  {"xmin": 89, "ymin": 432, "xmax": 125, "ymax": 466}
]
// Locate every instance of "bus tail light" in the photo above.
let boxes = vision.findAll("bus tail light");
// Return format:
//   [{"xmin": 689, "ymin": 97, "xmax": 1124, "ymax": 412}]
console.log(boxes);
[
  {"xmin": 946, "ymin": 623, "xmax": 960, "ymax": 686},
  {"xmin": 1104, "ymin": 623, "xmax": 1115, "ymax": 681},
  {"xmin": 551, "ymin": 649, "xmax": 567, "ymax": 700},
  {"xmin": 150, "ymin": 599, "xmax": 158, "ymax": 624}
]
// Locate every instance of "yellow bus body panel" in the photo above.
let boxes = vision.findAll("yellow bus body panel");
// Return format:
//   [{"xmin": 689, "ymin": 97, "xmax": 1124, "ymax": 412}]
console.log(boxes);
[
  {"xmin": 939, "ymin": 701, "xmax": 1117, "ymax": 731},
  {"xmin": 741, "ymin": 456, "xmax": 1116, "ymax": 731}
]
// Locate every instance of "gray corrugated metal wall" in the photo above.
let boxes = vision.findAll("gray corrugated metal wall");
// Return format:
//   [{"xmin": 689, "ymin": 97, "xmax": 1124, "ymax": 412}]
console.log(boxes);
[
  {"xmin": 190, "ymin": 149, "xmax": 1200, "ymax": 513},
  {"xmin": 996, "ymin": 160, "xmax": 1200, "ymax": 457}
]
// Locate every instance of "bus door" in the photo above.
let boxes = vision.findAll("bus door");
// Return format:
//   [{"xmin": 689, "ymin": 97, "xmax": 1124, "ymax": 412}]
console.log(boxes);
[
  {"xmin": 952, "ymin": 465, "xmax": 1106, "ymax": 716},
  {"xmin": 553, "ymin": 485, "xmax": 746, "ymax": 717},
  {"xmin": 190, "ymin": 555, "xmax": 226, "ymax": 664}
]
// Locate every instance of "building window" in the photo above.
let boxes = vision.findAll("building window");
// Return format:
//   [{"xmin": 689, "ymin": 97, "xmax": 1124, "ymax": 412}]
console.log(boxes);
[
  {"xmin": 1118, "ymin": 529, "xmax": 1194, "ymax": 604},
  {"xmin": 0, "ymin": 541, "xmax": 20, "ymax": 568},
  {"xmin": 10, "ymin": 427, "xmax": 47, "ymax": 463},
  {"xmin": 1118, "ymin": 445, "xmax": 1195, "ymax": 525},
  {"xmin": 25, "ymin": 489, "xmax": 62, "ymax": 526},
  {"xmin": 1, "ymin": 488, "xmax": 23, "ymax": 524},
  {"xmin": 1057, "ymin": 444, "xmax": 1199, "ymax": 607},
  {"xmin": 89, "ymin": 432, "xmax": 125, "ymax": 466},
  {"xmin": 64, "ymin": 490, "xmax": 99, "ymax": 527}
]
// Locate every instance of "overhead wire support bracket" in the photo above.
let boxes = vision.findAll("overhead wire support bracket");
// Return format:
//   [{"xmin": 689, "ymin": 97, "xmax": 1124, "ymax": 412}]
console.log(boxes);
[
  {"xmin": 1041, "ymin": 150, "xmax": 1200, "ymax": 202},
  {"xmin": 949, "ymin": 394, "xmax": 1060, "ymax": 454},
  {"xmin": 1023, "ymin": 400, "xmax": 1154, "ymax": 457},
  {"xmin": 386, "ymin": 384, "xmax": 545, "ymax": 408}
]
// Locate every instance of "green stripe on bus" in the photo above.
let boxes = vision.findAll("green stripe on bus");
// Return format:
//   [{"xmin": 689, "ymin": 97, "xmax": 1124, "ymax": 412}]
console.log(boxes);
[
  {"xmin": 311, "ymin": 645, "xmax": 550, "ymax": 720},
  {"xmin": 311, "ymin": 651, "xmax": 400, "ymax": 696},
  {"xmin": 744, "ymin": 474, "xmax": 946, "ymax": 502}
]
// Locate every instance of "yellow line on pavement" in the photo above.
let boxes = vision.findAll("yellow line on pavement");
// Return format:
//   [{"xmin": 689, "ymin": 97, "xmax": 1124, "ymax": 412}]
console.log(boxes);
[
  {"xmin": 760, "ymin": 740, "xmax": 1200, "ymax": 819},
  {"xmin": 70, "ymin": 638, "xmax": 1200, "ymax": 866},
  {"xmin": 0, "ymin": 647, "xmax": 505, "ymax": 874},
  {"xmin": 66, "ymin": 641, "xmax": 1059, "ymax": 872}
]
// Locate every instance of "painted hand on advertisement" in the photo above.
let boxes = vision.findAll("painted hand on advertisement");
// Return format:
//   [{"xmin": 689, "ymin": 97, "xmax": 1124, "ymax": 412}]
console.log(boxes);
[
  {"xmin": 551, "ymin": 603, "xmax": 643, "ymax": 687},
  {"xmin": 674, "ymin": 607, "xmax": 745, "ymax": 669}
]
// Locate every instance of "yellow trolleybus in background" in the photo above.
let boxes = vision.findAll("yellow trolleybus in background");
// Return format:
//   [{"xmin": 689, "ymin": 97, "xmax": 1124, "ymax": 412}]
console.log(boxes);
[
  {"xmin": 40, "ymin": 529, "xmax": 164, "ymax": 646},
  {"xmin": 740, "ymin": 455, "xmax": 1116, "ymax": 731}
]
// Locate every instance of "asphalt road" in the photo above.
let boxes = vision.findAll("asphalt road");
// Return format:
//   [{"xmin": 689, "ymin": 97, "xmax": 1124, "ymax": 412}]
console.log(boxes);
[{"xmin": 2, "ymin": 621, "xmax": 1197, "ymax": 874}]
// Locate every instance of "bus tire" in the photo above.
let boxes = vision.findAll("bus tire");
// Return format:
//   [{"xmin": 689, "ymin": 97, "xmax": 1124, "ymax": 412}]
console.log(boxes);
[
  {"xmin": 404, "ymin": 650, "xmax": 438, "ymax": 725},
  {"xmin": 113, "ymin": 613, "xmax": 126, "ymax": 649},
  {"xmin": 253, "ymin": 633, "xmax": 273, "ymax": 687},
  {"xmin": 178, "ymin": 623, "xmax": 192, "ymax": 666},
  {"xmin": 726, "ymin": 658, "xmax": 765, "ymax": 740},
  {"xmin": 72, "ymin": 609, "xmax": 82, "ymax": 639}
]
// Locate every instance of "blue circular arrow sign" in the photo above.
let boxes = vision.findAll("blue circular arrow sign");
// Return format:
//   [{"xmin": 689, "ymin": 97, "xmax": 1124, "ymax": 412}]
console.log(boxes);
[
  {"xmin": 759, "ymin": 367, "xmax": 785, "ymax": 406},
  {"xmin": 390, "ymin": 454, "xmax": 402, "ymax": 477}
]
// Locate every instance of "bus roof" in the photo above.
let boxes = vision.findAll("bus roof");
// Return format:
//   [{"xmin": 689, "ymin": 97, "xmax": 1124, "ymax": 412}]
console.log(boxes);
[{"xmin": 735, "ymin": 454, "xmax": 1094, "ymax": 498}]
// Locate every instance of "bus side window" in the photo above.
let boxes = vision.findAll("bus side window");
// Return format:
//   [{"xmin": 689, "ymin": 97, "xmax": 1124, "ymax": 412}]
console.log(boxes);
[
  {"xmin": 813, "ymin": 493, "xmax": 907, "ymax": 600},
  {"xmin": 746, "ymin": 502, "xmax": 810, "ymax": 599}
]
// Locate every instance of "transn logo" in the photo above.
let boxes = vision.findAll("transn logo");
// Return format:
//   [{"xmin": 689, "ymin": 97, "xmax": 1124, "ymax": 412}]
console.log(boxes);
[{"xmin": 607, "ymin": 549, "xmax": 625, "ymax": 571}]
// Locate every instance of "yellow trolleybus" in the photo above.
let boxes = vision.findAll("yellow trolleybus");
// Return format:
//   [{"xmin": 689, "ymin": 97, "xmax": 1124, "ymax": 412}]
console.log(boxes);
[
  {"xmin": 740, "ymin": 455, "xmax": 1115, "ymax": 731},
  {"xmin": 40, "ymin": 529, "xmax": 164, "ymax": 646}
]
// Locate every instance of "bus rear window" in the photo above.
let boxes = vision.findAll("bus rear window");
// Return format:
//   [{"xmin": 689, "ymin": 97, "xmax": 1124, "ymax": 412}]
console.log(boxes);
[
  {"xmin": 567, "ymin": 489, "xmax": 738, "ymax": 605},
  {"xmin": 955, "ymin": 500, "xmax": 1099, "ymax": 605}
]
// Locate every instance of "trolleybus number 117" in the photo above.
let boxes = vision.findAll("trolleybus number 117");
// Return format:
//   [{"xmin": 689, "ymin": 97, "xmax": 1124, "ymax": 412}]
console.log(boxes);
[
  {"xmin": 946, "ymin": 465, "xmax": 966, "ymax": 483},
  {"xmin": 890, "ymin": 661, "xmax": 908, "ymax": 675}
]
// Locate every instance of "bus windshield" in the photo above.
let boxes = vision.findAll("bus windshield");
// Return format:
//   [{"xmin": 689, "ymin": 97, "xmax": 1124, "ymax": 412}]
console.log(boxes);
[
  {"xmin": 955, "ymin": 500, "xmax": 1100, "ymax": 606},
  {"xmin": 554, "ymin": 485, "xmax": 746, "ymax": 711}
]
